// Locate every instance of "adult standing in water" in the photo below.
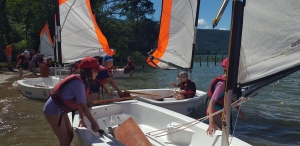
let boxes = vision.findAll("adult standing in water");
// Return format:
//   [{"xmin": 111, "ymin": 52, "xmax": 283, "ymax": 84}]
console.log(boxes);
[
  {"xmin": 124, "ymin": 56, "xmax": 135, "ymax": 77},
  {"xmin": 43, "ymin": 56, "xmax": 100, "ymax": 146},
  {"xmin": 206, "ymin": 58, "xmax": 246, "ymax": 136}
]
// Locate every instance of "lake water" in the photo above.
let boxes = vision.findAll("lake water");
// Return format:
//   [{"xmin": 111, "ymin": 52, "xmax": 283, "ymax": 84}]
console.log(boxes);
[{"xmin": 0, "ymin": 62, "xmax": 299, "ymax": 146}]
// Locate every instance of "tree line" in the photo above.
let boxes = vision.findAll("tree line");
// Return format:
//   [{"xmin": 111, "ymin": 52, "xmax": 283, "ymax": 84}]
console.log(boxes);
[
  {"xmin": 0, "ymin": 0, "xmax": 158, "ymax": 63},
  {"xmin": 0, "ymin": 0, "xmax": 229, "ymax": 63}
]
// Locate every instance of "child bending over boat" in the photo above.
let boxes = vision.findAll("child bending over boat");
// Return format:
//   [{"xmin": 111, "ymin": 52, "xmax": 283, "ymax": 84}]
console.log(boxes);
[
  {"xmin": 169, "ymin": 71, "xmax": 196, "ymax": 100},
  {"xmin": 206, "ymin": 58, "xmax": 247, "ymax": 136},
  {"xmin": 43, "ymin": 56, "xmax": 101, "ymax": 146},
  {"xmin": 15, "ymin": 50, "xmax": 29, "ymax": 79},
  {"xmin": 87, "ymin": 55, "xmax": 124, "ymax": 107}
]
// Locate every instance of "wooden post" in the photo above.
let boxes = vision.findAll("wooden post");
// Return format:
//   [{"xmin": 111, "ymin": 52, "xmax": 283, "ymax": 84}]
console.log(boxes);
[
  {"xmin": 207, "ymin": 55, "xmax": 209, "ymax": 65},
  {"xmin": 200, "ymin": 55, "xmax": 201, "ymax": 66},
  {"xmin": 120, "ymin": 56, "xmax": 123, "ymax": 68},
  {"xmin": 215, "ymin": 55, "xmax": 217, "ymax": 65}
]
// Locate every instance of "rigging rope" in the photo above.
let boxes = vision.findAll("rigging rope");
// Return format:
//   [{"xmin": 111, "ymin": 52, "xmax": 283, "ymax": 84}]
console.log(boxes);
[{"xmin": 146, "ymin": 95, "xmax": 253, "ymax": 138}]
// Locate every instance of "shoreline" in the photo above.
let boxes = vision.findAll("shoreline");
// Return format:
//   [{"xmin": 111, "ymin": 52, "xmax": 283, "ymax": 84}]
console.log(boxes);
[{"xmin": 0, "ymin": 68, "xmax": 34, "ymax": 84}]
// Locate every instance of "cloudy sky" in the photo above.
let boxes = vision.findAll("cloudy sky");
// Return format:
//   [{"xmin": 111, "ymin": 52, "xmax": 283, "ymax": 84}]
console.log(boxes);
[{"xmin": 150, "ymin": 0, "xmax": 232, "ymax": 30}]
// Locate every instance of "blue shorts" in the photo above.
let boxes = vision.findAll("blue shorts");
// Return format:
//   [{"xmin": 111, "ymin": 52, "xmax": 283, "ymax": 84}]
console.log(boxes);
[{"xmin": 43, "ymin": 97, "xmax": 61, "ymax": 115}]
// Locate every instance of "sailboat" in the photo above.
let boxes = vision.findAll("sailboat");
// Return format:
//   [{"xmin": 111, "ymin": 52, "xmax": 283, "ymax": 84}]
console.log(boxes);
[
  {"xmin": 17, "ymin": 0, "xmax": 114, "ymax": 100},
  {"xmin": 69, "ymin": 0, "xmax": 250, "ymax": 145},
  {"xmin": 35, "ymin": 23, "xmax": 67, "ymax": 74},
  {"xmin": 210, "ymin": 0, "xmax": 300, "ymax": 145},
  {"xmin": 121, "ymin": 0, "xmax": 207, "ymax": 115}
]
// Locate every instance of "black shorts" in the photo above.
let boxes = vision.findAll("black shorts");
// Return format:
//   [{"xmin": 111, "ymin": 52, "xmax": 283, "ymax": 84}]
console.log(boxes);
[{"xmin": 131, "ymin": 67, "xmax": 135, "ymax": 71}]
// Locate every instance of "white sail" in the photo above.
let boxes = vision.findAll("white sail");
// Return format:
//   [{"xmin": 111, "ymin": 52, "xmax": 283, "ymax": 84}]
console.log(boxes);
[
  {"xmin": 58, "ymin": 0, "xmax": 114, "ymax": 63},
  {"xmin": 147, "ymin": 0, "xmax": 198, "ymax": 69},
  {"xmin": 238, "ymin": 0, "xmax": 300, "ymax": 86},
  {"xmin": 40, "ymin": 23, "xmax": 54, "ymax": 59}
]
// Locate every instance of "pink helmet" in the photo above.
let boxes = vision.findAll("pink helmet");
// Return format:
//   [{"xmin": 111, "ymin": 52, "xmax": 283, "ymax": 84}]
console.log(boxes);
[{"xmin": 222, "ymin": 58, "xmax": 228, "ymax": 70}]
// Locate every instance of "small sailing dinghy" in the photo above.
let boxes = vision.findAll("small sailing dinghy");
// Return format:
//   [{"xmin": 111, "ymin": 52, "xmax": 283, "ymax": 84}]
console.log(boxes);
[
  {"xmin": 68, "ymin": 100, "xmax": 250, "ymax": 146},
  {"xmin": 127, "ymin": 0, "xmax": 206, "ymax": 115},
  {"xmin": 18, "ymin": 0, "xmax": 114, "ymax": 99}
]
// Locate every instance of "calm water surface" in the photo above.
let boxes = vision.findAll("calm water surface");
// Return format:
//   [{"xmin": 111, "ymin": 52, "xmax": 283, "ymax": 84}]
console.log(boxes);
[{"xmin": 0, "ymin": 62, "xmax": 299, "ymax": 146}]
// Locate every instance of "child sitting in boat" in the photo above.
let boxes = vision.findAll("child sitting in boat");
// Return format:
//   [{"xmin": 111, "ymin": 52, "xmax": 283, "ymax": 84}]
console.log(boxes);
[{"xmin": 169, "ymin": 71, "xmax": 196, "ymax": 100}]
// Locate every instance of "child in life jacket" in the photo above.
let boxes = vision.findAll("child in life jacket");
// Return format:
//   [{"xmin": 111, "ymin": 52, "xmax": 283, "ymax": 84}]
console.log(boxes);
[
  {"xmin": 87, "ymin": 55, "xmax": 124, "ymax": 107},
  {"xmin": 43, "ymin": 56, "xmax": 101, "ymax": 145},
  {"xmin": 206, "ymin": 58, "xmax": 247, "ymax": 136},
  {"xmin": 124, "ymin": 56, "xmax": 135, "ymax": 77},
  {"xmin": 15, "ymin": 50, "xmax": 29, "ymax": 79},
  {"xmin": 170, "ymin": 71, "xmax": 196, "ymax": 100},
  {"xmin": 40, "ymin": 57, "xmax": 52, "ymax": 77}
]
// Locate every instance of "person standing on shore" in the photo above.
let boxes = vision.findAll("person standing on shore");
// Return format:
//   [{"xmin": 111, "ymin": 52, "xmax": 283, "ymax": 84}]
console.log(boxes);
[{"xmin": 5, "ymin": 44, "xmax": 13, "ymax": 71}]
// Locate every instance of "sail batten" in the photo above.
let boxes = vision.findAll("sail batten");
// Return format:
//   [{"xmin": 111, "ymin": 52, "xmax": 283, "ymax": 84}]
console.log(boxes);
[
  {"xmin": 58, "ymin": 0, "xmax": 114, "ymax": 63},
  {"xmin": 147, "ymin": 0, "xmax": 198, "ymax": 69},
  {"xmin": 238, "ymin": 0, "xmax": 300, "ymax": 87}
]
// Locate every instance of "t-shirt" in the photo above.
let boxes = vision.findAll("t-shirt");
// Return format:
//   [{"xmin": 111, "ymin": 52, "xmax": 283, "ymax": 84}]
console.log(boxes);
[
  {"xmin": 43, "ymin": 78, "xmax": 87, "ymax": 115},
  {"xmin": 211, "ymin": 81, "xmax": 225, "ymax": 102},
  {"xmin": 95, "ymin": 69, "xmax": 110, "ymax": 85},
  {"xmin": 5, "ymin": 45, "xmax": 12, "ymax": 56}
]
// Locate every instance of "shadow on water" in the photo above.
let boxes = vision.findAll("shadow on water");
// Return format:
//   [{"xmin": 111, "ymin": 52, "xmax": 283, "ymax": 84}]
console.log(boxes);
[{"xmin": 1, "ymin": 63, "xmax": 300, "ymax": 145}]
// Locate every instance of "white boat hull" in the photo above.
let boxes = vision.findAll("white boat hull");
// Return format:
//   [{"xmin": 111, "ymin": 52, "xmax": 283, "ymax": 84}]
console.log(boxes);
[
  {"xmin": 17, "ymin": 75, "xmax": 67, "ymax": 100},
  {"xmin": 68, "ymin": 101, "xmax": 251, "ymax": 146},
  {"xmin": 115, "ymin": 89, "xmax": 206, "ymax": 115},
  {"xmin": 110, "ymin": 68, "xmax": 127, "ymax": 78},
  {"xmin": 35, "ymin": 67, "xmax": 70, "ymax": 75}
]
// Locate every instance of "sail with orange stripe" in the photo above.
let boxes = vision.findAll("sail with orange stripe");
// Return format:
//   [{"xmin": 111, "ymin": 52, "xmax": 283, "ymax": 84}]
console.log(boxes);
[
  {"xmin": 40, "ymin": 23, "xmax": 54, "ymax": 59},
  {"xmin": 58, "ymin": 0, "xmax": 114, "ymax": 63},
  {"xmin": 147, "ymin": 0, "xmax": 199, "ymax": 70}
]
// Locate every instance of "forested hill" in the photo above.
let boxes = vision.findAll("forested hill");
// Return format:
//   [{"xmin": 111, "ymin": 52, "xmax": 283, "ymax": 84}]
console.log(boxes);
[{"xmin": 196, "ymin": 29, "xmax": 230, "ymax": 55}]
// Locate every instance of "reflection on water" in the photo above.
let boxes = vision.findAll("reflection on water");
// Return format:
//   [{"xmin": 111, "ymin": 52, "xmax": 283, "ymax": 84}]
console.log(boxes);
[{"xmin": 0, "ymin": 62, "xmax": 299, "ymax": 146}]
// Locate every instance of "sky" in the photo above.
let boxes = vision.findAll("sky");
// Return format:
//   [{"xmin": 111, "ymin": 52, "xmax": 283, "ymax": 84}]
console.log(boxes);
[{"xmin": 150, "ymin": 0, "xmax": 232, "ymax": 30}]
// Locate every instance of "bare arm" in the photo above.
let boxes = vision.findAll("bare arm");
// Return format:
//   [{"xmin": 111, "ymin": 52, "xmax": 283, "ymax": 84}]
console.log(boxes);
[
  {"xmin": 15, "ymin": 60, "xmax": 22, "ymax": 68},
  {"xmin": 79, "ymin": 103, "xmax": 99, "ymax": 132},
  {"xmin": 106, "ymin": 78, "xmax": 123, "ymax": 97}
]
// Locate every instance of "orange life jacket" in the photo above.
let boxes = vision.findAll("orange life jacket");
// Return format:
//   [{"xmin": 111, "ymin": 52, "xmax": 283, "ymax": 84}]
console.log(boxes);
[
  {"xmin": 50, "ymin": 75, "xmax": 90, "ymax": 113},
  {"xmin": 40, "ymin": 60, "xmax": 50, "ymax": 77}
]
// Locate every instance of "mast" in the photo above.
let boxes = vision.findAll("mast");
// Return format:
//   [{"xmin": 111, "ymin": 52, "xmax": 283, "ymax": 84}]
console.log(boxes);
[
  {"xmin": 55, "ymin": 0, "xmax": 62, "ymax": 79},
  {"xmin": 221, "ymin": 0, "xmax": 245, "ymax": 145},
  {"xmin": 189, "ymin": 0, "xmax": 201, "ymax": 80}
]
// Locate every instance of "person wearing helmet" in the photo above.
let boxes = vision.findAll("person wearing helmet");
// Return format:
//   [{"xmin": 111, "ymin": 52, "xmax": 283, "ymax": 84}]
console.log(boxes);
[
  {"xmin": 206, "ymin": 58, "xmax": 247, "ymax": 136},
  {"xmin": 43, "ymin": 56, "xmax": 101, "ymax": 145}
]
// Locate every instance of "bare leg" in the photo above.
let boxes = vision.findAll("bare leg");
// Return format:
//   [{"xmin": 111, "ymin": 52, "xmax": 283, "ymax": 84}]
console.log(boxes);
[
  {"xmin": 19, "ymin": 68, "xmax": 23, "ymax": 79},
  {"xmin": 130, "ymin": 70, "xmax": 134, "ymax": 77},
  {"xmin": 44, "ymin": 113, "xmax": 72, "ymax": 146},
  {"xmin": 213, "ymin": 113, "xmax": 222, "ymax": 130}
]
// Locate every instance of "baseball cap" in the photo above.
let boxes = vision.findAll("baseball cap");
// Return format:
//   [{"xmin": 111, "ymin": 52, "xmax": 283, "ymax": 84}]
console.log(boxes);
[
  {"xmin": 79, "ymin": 56, "xmax": 102, "ymax": 71},
  {"xmin": 102, "ymin": 55, "xmax": 114, "ymax": 62},
  {"xmin": 222, "ymin": 58, "xmax": 228, "ymax": 70}
]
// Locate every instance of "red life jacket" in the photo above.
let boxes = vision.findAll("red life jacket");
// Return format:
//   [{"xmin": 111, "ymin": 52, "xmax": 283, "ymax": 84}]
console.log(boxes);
[
  {"xmin": 207, "ymin": 76, "xmax": 226, "ymax": 107},
  {"xmin": 128, "ymin": 61, "xmax": 135, "ymax": 68},
  {"xmin": 179, "ymin": 80, "xmax": 196, "ymax": 99},
  {"xmin": 96, "ymin": 68, "xmax": 109, "ymax": 85},
  {"xmin": 17, "ymin": 54, "xmax": 27, "ymax": 64},
  {"xmin": 50, "ymin": 75, "xmax": 90, "ymax": 113}
]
